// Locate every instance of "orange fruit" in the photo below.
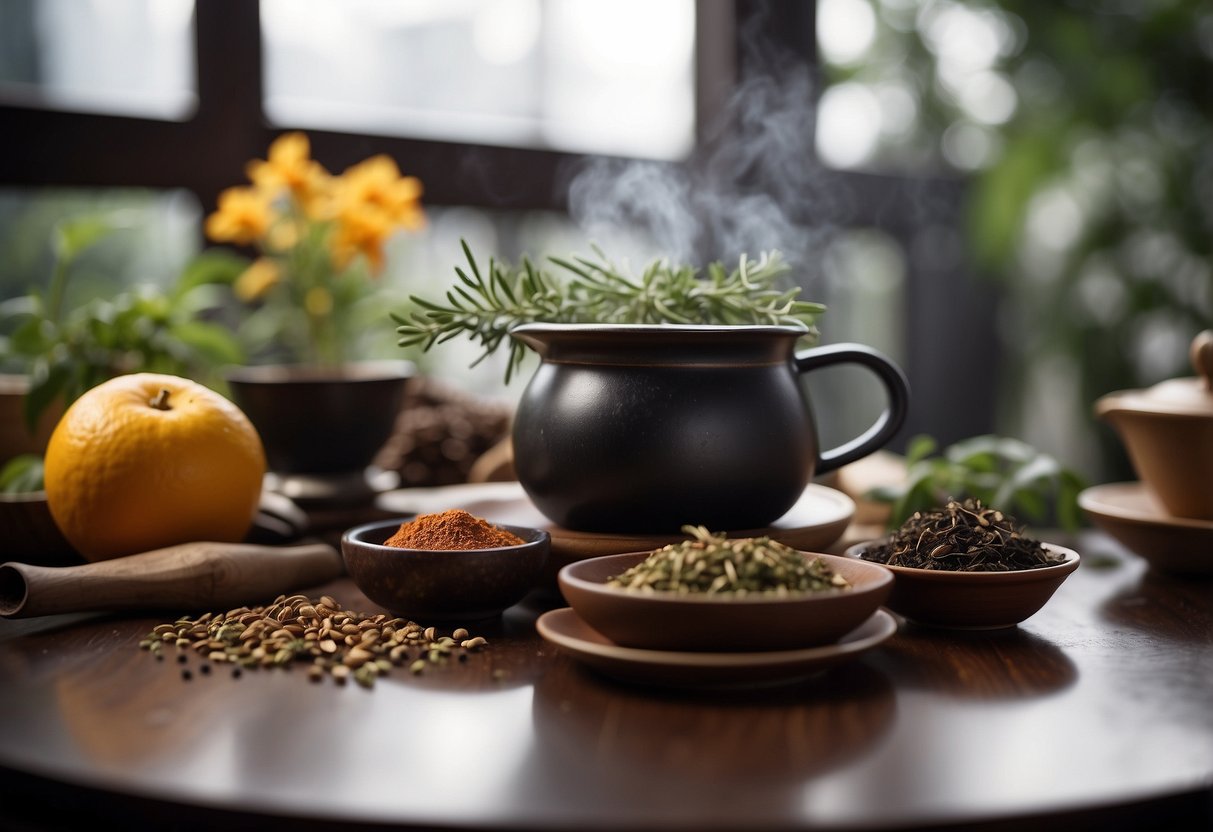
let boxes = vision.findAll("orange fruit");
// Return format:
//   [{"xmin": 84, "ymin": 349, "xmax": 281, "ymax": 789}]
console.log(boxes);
[{"xmin": 44, "ymin": 373, "xmax": 266, "ymax": 561}]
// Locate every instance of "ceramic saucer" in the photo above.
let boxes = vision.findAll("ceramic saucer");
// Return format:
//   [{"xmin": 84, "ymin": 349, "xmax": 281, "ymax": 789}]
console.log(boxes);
[
  {"xmin": 1078, "ymin": 482, "xmax": 1213, "ymax": 575},
  {"xmin": 377, "ymin": 481, "xmax": 856, "ymax": 575},
  {"xmin": 268, "ymin": 466, "xmax": 400, "ymax": 508},
  {"xmin": 535, "ymin": 607, "xmax": 896, "ymax": 689}
]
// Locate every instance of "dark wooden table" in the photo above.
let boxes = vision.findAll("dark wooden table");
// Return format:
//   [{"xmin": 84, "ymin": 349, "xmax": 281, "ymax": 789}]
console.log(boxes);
[{"xmin": 0, "ymin": 530, "xmax": 1210, "ymax": 831}]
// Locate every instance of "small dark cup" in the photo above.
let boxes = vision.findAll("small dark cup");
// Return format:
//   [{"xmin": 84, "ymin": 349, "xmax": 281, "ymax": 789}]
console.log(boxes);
[
  {"xmin": 226, "ymin": 361, "xmax": 412, "ymax": 475},
  {"xmin": 341, "ymin": 519, "xmax": 550, "ymax": 621}
]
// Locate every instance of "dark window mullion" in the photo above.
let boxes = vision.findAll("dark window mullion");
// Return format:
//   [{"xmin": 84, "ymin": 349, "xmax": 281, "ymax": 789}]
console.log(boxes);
[{"xmin": 191, "ymin": 0, "xmax": 269, "ymax": 212}]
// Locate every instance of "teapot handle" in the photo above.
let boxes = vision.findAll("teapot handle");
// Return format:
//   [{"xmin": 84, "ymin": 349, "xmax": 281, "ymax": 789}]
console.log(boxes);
[{"xmin": 794, "ymin": 343, "xmax": 910, "ymax": 476}]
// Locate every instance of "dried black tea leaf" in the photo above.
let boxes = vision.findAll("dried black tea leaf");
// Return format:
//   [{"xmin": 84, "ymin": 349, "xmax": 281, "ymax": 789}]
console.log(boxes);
[{"xmin": 862, "ymin": 499, "xmax": 1064, "ymax": 572}]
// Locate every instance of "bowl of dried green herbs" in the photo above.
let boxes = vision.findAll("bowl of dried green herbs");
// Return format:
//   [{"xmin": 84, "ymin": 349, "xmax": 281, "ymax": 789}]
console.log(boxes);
[
  {"xmin": 846, "ymin": 499, "xmax": 1080, "ymax": 629},
  {"xmin": 557, "ymin": 526, "xmax": 893, "ymax": 652}
]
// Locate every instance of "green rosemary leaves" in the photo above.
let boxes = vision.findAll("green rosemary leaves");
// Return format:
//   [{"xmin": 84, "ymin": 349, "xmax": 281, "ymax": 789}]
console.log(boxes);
[{"xmin": 393, "ymin": 241, "xmax": 825, "ymax": 382}]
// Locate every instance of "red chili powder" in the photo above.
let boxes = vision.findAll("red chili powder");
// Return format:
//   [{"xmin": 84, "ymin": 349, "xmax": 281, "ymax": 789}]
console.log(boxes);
[{"xmin": 383, "ymin": 509, "xmax": 525, "ymax": 550}]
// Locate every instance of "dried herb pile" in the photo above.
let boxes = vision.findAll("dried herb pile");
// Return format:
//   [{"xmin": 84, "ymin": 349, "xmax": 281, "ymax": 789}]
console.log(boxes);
[
  {"xmin": 607, "ymin": 526, "xmax": 849, "ymax": 595},
  {"xmin": 139, "ymin": 594, "xmax": 488, "ymax": 688},
  {"xmin": 861, "ymin": 499, "xmax": 1064, "ymax": 572}
]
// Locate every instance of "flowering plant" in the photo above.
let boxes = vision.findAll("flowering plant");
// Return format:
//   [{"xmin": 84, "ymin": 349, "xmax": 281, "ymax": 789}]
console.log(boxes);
[{"xmin": 205, "ymin": 133, "xmax": 425, "ymax": 366}]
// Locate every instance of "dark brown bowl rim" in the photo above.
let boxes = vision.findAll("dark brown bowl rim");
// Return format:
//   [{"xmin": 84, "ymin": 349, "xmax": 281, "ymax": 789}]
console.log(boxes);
[
  {"xmin": 0, "ymin": 490, "xmax": 49, "ymax": 504},
  {"xmin": 341, "ymin": 518, "xmax": 550, "ymax": 555},
  {"xmin": 226, "ymin": 360, "xmax": 415, "ymax": 385},
  {"xmin": 558, "ymin": 550, "xmax": 892, "ymax": 606},
  {"xmin": 843, "ymin": 540, "xmax": 1080, "ymax": 582}
]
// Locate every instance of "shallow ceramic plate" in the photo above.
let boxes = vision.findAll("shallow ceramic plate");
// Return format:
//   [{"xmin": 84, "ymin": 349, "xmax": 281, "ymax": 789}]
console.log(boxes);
[
  {"xmin": 558, "ymin": 550, "xmax": 892, "ymax": 652},
  {"xmin": 377, "ymin": 482, "xmax": 856, "ymax": 582},
  {"xmin": 1079, "ymin": 482, "xmax": 1213, "ymax": 575},
  {"xmin": 844, "ymin": 541, "xmax": 1080, "ymax": 629},
  {"xmin": 536, "ymin": 607, "xmax": 897, "ymax": 689}
]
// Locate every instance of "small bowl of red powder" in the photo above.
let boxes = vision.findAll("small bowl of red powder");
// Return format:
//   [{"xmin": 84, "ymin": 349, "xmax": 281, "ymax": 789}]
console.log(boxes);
[{"xmin": 341, "ymin": 510, "xmax": 549, "ymax": 621}]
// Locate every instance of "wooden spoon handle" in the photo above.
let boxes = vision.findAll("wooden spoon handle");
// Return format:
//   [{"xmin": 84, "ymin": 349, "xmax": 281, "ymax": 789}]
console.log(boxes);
[{"xmin": 0, "ymin": 541, "xmax": 344, "ymax": 619}]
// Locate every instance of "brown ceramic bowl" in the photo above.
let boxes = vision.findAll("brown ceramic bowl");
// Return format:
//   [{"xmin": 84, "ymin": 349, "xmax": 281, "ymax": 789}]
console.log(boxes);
[
  {"xmin": 0, "ymin": 491, "xmax": 82, "ymax": 567},
  {"xmin": 844, "ymin": 540, "xmax": 1080, "ymax": 629},
  {"xmin": 557, "ymin": 550, "xmax": 893, "ymax": 652},
  {"xmin": 341, "ymin": 518, "xmax": 549, "ymax": 621}
]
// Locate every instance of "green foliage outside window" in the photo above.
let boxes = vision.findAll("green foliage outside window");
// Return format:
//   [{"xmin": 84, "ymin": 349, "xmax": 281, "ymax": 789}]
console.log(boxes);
[{"xmin": 826, "ymin": 0, "xmax": 1213, "ymax": 480}]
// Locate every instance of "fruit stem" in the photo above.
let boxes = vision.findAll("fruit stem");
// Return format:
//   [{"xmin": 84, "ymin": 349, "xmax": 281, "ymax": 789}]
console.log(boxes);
[{"xmin": 149, "ymin": 389, "xmax": 173, "ymax": 411}]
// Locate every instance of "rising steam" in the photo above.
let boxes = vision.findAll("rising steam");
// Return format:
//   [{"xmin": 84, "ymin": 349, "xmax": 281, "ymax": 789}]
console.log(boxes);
[{"xmin": 562, "ymin": 58, "xmax": 843, "ymax": 285}]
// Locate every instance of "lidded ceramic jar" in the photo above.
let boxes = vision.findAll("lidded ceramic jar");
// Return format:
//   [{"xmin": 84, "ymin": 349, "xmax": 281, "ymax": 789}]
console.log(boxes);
[{"xmin": 1095, "ymin": 331, "xmax": 1213, "ymax": 520}]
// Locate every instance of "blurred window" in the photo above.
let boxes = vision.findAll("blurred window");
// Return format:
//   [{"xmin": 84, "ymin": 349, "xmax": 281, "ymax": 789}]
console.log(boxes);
[
  {"xmin": 0, "ymin": 0, "xmax": 196, "ymax": 120},
  {"xmin": 0, "ymin": 188, "xmax": 201, "ymax": 300},
  {"xmin": 261, "ymin": 0, "xmax": 696, "ymax": 160}
]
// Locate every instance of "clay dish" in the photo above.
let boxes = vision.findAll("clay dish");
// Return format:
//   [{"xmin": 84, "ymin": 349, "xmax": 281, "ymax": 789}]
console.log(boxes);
[
  {"xmin": 1078, "ymin": 482, "xmax": 1213, "ymax": 575},
  {"xmin": 341, "ymin": 518, "xmax": 549, "ymax": 621},
  {"xmin": 1094, "ymin": 330, "xmax": 1213, "ymax": 520},
  {"xmin": 0, "ymin": 492, "xmax": 81, "ymax": 567},
  {"xmin": 844, "ymin": 540, "xmax": 1080, "ymax": 629},
  {"xmin": 557, "ymin": 550, "xmax": 892, "ymax": 652}
]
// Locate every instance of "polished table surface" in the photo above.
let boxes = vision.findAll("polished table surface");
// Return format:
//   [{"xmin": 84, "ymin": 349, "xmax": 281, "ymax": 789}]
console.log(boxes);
[{"xmin": 0, "ymin": 529, "xmax": 1211, "ymax": 831}]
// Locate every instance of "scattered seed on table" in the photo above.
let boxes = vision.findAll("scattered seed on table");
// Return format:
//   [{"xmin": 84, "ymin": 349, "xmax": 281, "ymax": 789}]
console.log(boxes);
[{"xmin": 139, "ymin": 596, "xmax": 488, "ymax": 689}]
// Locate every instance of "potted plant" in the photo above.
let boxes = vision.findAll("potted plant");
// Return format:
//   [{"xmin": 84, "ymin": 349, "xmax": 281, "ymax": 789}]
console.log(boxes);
[
  {"xmin": 205, "ymin": 133, "xmax": 425, "ymax": 501},
  {"xmin": 395, "ymin": 244, "xmax": 910, "ymax": 533}
]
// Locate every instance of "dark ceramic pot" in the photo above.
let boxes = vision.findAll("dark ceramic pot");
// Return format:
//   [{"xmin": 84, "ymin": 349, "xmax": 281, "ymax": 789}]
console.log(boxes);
[
  {"xmin": 510, "ymin": 324, "xmax": 909, "ymax": 533},
  {"xmin": 226, "ymin": 361, "xmax": 413, "ymax": 476}
]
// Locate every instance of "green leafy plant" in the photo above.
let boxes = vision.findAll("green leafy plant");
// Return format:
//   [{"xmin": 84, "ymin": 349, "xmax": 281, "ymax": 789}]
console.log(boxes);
[
  {"xmin": 825, "ymin": 1, "xmax": 1213, "ymax": 480},
  {"xmin": 0, "ymin": 219, "xmax": 246, "ymax": 493},
  {"xmin": 394, "ymin": 241, "xmax": 825, "ymax": 382},
  {"xmin": 0, "ymin": 454, "xmax": 43, "ymax": 494},
  {"xmin": 867, "ymin": 434, "xmax": 1087, "ymax": 531}
]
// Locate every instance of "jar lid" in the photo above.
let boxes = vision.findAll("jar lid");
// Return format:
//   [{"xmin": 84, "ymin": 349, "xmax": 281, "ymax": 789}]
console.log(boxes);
[{"xmin": 1096, "ymin": 331, "xmax": 1213, "ymax": 418}]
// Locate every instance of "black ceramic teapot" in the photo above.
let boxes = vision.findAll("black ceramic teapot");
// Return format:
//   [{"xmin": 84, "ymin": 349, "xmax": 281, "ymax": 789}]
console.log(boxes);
[{"xmin": 510, "ymin": 324, "xmax": 909, "ymax": 533}]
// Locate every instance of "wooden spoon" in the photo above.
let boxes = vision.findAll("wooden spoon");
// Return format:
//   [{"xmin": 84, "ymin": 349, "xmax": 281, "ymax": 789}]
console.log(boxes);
[{"xmin": 0, "ymin": 541, "xmax": 343, "ymax": 619}]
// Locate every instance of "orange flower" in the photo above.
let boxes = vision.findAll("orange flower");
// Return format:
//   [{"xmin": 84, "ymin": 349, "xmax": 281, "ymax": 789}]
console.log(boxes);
[
  {"xmin": 246, "ymin": 132, "xmax": 331, "ymax": 217},
  {"xmin": 329, "ymin": 207, "xmax": 393, "ymax": 274},
  {"xmin": 233, "ymin": 257, "xmax": 281, "ymax": 302},
  {"xmin": 266, "ymin": 219, "xmax": 301, "ymax": 253},
  {"xmin": 205, "ymin": 187, "xmax": 273, "ymax": 245},
  {"xmin": 335, "ymin": 155, "xmax": 426, "ymax": 230}
]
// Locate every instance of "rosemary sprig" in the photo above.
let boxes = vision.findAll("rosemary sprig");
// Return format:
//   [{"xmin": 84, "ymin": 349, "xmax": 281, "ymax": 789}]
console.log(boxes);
[{"xmin": 393, "ymin": 241, "xmax": 826, "ymax": 382}]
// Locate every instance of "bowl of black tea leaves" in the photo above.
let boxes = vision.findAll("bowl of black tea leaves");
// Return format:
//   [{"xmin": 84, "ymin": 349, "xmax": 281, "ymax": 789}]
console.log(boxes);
[{"xmin": 846, "ymin": 499, "xmax": 1079, "ymax": 629}]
